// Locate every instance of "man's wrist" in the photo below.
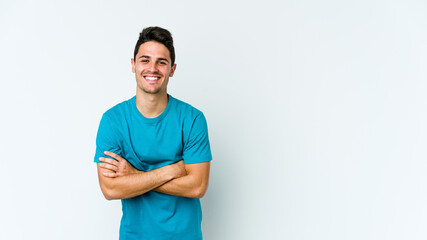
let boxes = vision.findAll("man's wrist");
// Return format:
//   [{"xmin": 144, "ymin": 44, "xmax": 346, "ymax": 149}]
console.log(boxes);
[{"xmin": 165, "ymin": 164, "xmax": 180, "ymax": 180}]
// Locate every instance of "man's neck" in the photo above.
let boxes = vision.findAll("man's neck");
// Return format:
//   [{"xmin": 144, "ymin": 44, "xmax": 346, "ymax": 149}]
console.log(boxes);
[{"xmin": 135, "ymin": 90, "xmax": 169, "ymax": 119}]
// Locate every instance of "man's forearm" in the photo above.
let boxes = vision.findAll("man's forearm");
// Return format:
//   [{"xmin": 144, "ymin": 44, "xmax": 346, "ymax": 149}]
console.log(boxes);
[
  {"xmin": 154, "ymin": 162, "xmax": 210, "ymax": 198},
  {"xmin": 97, "ymin": 152, "xmax": 209, "ymax": 199},
  {"xmin": 98, "ymin": 164, "xmax": 176, "ymax": 200},
  {"xmin": 154, "ymin": 175, "xmax": 203, "ymax": 198}
]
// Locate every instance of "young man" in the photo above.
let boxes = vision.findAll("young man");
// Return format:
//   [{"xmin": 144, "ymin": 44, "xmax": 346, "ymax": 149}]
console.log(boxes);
[{"xmin": 94, "ymin": 26, "xmax": 212, "ymax": 239}]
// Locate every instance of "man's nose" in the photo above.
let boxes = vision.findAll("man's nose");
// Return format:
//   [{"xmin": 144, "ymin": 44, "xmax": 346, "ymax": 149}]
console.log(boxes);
[{"xmin": 148, "ymin": 62, "xmax": 158, "ymax": 72}]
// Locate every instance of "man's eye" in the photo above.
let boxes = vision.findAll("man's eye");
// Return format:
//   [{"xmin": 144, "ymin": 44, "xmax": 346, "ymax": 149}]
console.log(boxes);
[
  {"xmin": 141, "ymin": 60, "xmax": 149, "ymax": 63},
  {"xmin": 159, "ymin": 61, "xmax": 167, "ymax": 65}
]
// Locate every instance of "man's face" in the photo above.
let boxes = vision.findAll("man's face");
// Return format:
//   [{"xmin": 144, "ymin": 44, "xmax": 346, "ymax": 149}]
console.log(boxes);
[{"xmin": 132, "ymin": 41, "xmax": 176, "ymax": 95}]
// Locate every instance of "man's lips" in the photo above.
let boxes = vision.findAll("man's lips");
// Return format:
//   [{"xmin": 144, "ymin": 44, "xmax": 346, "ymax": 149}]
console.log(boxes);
[
  {"xmin": 143, "ymin": 75, "xmax": 161, "ymax": 83},
  {"xmin": 144, "ymin": 76, "xmax": 160, "ymax": 80}
]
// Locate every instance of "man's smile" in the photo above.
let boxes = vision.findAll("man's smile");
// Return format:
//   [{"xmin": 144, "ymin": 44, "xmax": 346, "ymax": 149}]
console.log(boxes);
[{"xmin": 143, "ymin": 75, "xmax": 161, "ymax": 83}]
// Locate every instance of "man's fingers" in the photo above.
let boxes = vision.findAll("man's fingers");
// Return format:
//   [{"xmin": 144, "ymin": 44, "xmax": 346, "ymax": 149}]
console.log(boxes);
[
  {"xmin": 99, "ymin": 162, "xmax": 119, "ymax": 172},
  {"xmin": 104, "ymin": 151, "xmax": 124, "ymax": 162},
  {"xmin": 99, "ymin": 157, "xmax": 119, "ymax": 167},
  {"xmin": 102, "ymin": 172, "xmax": 118, "ymax": 178}
]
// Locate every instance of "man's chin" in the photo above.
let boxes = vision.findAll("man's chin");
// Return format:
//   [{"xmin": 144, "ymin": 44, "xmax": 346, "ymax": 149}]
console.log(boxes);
[{"xmin": 141, "ymin": 88, "xmax": 164, "ymax": 95}]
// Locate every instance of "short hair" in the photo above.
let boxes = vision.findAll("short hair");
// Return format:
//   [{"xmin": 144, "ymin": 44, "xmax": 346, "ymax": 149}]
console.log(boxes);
[{"xmin": 133, "ymin": 26, "xmax": 175, "ymax": 66}]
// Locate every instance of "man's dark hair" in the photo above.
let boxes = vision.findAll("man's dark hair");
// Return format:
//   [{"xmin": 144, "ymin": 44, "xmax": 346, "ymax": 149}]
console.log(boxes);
[{"xmin": 133, "ymin": 26, "xmax": 175, "ymax": 66}]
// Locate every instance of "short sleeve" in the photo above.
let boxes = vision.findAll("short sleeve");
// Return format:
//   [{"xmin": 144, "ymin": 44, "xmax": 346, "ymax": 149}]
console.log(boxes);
[
  {"xmin": 94, "ymin": 114, "xmax": 122, "ymax": 163},
  {"xmin": 183, "ymin": 113, "xmax": 212, "ymax": 164}
]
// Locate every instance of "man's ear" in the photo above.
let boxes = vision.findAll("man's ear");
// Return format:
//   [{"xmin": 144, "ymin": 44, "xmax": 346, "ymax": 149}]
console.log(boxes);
[
  {"xmin": 131, "ymin": 58, "xmax": 135, "ymax": 73},
  {"xmin": 169, "ymin": 64, "xmax": 177, "ymax": 77}
]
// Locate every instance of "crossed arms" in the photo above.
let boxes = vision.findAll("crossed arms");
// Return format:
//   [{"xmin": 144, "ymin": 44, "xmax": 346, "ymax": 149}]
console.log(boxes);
[{"xmin": 97, "ymin": 151, "xmax": 210, "ymax": 200}]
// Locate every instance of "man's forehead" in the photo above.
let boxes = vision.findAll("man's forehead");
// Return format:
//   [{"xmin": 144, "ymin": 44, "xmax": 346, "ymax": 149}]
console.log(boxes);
[{"xmin": 137, "ymin": 41, "xmax": 170, "ymax": 59}]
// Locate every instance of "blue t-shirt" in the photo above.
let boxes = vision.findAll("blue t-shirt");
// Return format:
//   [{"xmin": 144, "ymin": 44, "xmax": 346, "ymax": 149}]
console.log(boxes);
[{"xmin": 94, "ymin": 95, "xmax": 212, "ymax": 240}]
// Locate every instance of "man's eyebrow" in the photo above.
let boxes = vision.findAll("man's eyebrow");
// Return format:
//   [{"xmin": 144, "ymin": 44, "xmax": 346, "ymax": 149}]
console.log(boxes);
[
  {"xmin": 138, "ymin": 55, "xmax": 169, "ymax": 63},
  {"xmin": 157, "ymin": 58, "xmax": 170, "ymax": 63}
]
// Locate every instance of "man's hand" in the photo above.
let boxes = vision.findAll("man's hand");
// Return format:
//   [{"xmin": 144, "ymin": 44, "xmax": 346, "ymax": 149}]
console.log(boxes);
[
  {"xmin": 168, "ymin": 160, "xmax": 187, "ymax": 179},
  {"xmin": 99, "ymin": 151, "xmax": 139, "ymax": 178},
  {"xmin": 154, "ymin": 161, "xmax": 210, "ymax": 198}
]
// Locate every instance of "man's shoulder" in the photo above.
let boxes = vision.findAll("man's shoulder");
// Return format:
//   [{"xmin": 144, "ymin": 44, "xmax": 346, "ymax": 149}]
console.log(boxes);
[
  {"xmin": 170, "ymin": 95, "xmax": 204, "ymax": 118},
  {"xmin": 102, "ymin": 96, "xmax": 135, "ymax": 119},
  {"xmin": 104, "ymin": 97, "xmax": 135, "ymax": 116}
]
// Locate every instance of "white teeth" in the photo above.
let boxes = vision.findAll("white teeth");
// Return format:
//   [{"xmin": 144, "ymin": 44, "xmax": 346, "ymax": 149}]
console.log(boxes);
[{"xmin": 145, "ymin": 77, "xmax": 159, "ymax": 81}]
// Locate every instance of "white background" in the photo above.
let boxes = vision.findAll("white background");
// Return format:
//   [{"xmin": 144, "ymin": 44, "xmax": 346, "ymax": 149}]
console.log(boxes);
[{"xmin": 1, "ymin": 0, "xmax": 426, "ymax": 239}]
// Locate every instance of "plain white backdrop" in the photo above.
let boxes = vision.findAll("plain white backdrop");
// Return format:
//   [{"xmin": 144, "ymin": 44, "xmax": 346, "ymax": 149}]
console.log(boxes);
[{"xmin": 1, "ymin": 0, "xmax": 426, "ymax": 239}]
